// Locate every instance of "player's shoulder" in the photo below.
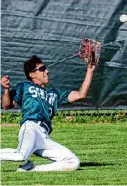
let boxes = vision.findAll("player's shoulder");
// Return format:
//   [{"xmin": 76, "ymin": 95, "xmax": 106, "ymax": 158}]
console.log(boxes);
[
  {"xmin": 23, "ymin": 81, "xmax": 34, "ymax": 86},
  {"xmin": 47, "ymin": 88, "xmax": 59, "ymax": 94},
  {"xmin": 47, "ymin": 88, "xmax": 70, "ymax": 98},
  {"xmin": 18, "ymin": 81, "xmax": 33, "ymax": 86},
  {"xmin": 47, "ymin": 88, "xmax": 71, "ymax": 94},
  {"xmin": 14, "ymin": 81, "xmax": 32, "ymax": 89}
]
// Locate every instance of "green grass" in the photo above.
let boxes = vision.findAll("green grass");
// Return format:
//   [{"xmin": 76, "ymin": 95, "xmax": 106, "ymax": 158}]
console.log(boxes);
[{"xmin": 1, "ymin": 114, "xmax": 127, "ymax": 185}]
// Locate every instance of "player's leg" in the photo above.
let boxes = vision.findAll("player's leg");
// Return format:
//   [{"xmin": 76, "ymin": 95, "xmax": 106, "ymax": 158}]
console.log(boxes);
[
  {"xmin": 0, "ymin": 148, "xmax": 17, "ymax": 153},
  {"xmin": 0, "ymin": 121, "xmax": 39, "ymax": 161},
  {"xmin": 30, "ymin": 136, "xmax": 80, "ymax": 171}
]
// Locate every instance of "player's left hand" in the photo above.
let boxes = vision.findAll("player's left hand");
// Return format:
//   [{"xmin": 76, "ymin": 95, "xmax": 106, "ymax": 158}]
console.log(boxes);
[{"xmin": 79, "ymin": 38, "xmax": 101, "ymax": 67}]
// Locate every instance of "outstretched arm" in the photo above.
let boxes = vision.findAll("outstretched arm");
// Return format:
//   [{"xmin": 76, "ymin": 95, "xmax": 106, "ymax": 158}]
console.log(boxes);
[
  {"xmin": 1, "ymin": 76, "xmax": 16, "ymax": 109},
  {"xmin": 68, "ymin": 65, "xmax": 95, "ymax": 103}
]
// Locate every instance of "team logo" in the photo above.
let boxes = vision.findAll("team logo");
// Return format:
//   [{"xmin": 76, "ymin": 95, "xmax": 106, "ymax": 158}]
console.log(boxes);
[{"xmin": 29, "ymin": 86, "xmax": 57, "ymax": 106}]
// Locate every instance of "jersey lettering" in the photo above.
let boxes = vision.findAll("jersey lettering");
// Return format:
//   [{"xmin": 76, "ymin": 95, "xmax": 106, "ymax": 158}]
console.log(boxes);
[
  {"xmin": 29, "ymin": 86, "xmax": 46, "ymax": 99},
  {"xmin": 29, "ymin": 86, "xmax": 38, "ymax": 98},
  {"xmin": 29, "ymin": 87, "xmax": 57, "ymax": 108},
  {"xmin": 48, "ymin": 93, "xmax": 57, "ymax": 106}
]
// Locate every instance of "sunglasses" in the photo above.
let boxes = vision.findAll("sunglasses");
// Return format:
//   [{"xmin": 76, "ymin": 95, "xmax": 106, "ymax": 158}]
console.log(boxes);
[{"xmin": 32, "ymin": 65, "xmax": 47, "ymax": 72}]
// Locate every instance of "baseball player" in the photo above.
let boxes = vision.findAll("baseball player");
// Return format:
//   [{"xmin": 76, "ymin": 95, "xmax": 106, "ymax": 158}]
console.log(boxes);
[{"xmin": 1, "ymin": 54, "xmax": 96, "ymax": 172}]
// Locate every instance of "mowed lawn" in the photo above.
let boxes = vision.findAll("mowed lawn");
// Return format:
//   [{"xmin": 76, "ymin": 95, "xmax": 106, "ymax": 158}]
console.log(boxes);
[{"xmin": 1, "ymin": 119, "xmax": 127, "ymax": 185}]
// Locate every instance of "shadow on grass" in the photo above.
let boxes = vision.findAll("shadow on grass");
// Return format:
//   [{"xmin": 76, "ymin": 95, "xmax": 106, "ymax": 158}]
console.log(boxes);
[
  {"xmin": 80, "ymin": 162, "xmax": 115, "ymax": 167},
  {"xmin": 2, "ymin": 162, "xmax": 115, "ymax": 172}
]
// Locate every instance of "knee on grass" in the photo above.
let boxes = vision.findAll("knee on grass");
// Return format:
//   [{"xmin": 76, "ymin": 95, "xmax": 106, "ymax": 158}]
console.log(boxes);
[{"xmin": 64, "ymin": 156, "xmax": 80, "ymax": 170}]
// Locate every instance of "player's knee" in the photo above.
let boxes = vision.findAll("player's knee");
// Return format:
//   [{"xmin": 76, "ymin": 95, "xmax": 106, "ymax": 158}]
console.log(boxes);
[
  {"xmin": 72, "ymin": 156, "xmax": 80, "ymax": 169},
  {"xmin": 68, "ymin": 156, "xmax": 80, "ymax": 170}
]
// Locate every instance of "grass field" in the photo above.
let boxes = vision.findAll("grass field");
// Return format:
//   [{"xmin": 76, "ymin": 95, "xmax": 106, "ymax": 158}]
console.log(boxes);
[{"xmin": 1, "ymin": 113, "xmax": 127, "ymax": 185}]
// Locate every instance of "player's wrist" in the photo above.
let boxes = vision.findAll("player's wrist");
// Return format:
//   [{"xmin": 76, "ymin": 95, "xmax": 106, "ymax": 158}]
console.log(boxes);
[
  {"xmin": 4, "ymin": 88, "xmax": 10, "ymax": 93},
  {"xmin": 87, "ymin": 65, "xmax": 96, "ymax": 71}
]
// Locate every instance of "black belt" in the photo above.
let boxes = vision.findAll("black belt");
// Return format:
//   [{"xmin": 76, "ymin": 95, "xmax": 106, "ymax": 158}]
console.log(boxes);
[{"xmin": 39, "ymin": 122, "xmax": 50, "ymax": 134}]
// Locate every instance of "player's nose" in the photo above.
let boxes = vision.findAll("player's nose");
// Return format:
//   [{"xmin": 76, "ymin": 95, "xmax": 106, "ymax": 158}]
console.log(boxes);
[{"xmin": 45, "ymin": 68, "xmax": 49, "ymax": 73}]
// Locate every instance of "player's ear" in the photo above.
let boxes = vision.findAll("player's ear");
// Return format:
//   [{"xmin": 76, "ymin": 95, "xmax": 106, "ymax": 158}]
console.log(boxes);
[{"xmin": 29, "ymin": 72, "xmax": 36, "ymax": 79}]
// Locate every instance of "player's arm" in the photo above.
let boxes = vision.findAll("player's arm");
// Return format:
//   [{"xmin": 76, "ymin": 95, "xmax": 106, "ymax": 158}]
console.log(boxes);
[
  {"xmin": 1, "ymin": 76, "xmax": 16, "ymax": 109},
  {"xmin": 68, "ymin": 65, "xmax": 95, "ymax": 103}
]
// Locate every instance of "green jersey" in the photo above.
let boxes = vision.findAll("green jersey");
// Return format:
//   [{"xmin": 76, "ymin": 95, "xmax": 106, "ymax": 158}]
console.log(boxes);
[{"xmin": 11, "ymin": 81, "xmax": 71, "ymax": 133}]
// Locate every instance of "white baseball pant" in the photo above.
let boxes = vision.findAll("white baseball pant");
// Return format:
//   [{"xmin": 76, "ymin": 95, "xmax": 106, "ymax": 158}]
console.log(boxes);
[{"xmin": 0, "ymin": 120, "xmax": 80, "ymax": 171}]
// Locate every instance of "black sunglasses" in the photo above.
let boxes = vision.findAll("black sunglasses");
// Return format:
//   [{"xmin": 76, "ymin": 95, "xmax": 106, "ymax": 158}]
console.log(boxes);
[{"xmin": 32, "ymin": 65, "xmax": 47, "ymax": 72}]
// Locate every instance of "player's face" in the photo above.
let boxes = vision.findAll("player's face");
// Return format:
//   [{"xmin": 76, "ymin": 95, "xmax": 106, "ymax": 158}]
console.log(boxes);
[{"xmin": 32, "ymin": 64, "xmax": 49, "ymax": 86}]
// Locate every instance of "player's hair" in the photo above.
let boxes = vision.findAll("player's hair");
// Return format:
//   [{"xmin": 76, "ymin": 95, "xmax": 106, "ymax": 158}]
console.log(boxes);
[{"xmin": 24, "ymin": 55, "xmax": 44, "ymax": 81}]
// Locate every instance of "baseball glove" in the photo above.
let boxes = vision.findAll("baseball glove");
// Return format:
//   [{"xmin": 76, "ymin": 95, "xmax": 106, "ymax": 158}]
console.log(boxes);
[{"xmin": 79, "ymin": 38, "xmax": 101, "ymax": 66}]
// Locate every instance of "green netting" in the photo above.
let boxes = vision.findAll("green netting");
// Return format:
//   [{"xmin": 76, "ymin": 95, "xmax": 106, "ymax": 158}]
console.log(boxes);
[{"xmin": 1, "ymin": 0, "xmax": 127, "ymax": 110}]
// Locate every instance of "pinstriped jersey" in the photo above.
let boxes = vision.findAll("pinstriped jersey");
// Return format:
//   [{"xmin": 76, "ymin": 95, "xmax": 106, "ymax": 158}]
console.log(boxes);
[{"xmin": 11, "ymin": 81, "xmax": 71, "ymax": 133}]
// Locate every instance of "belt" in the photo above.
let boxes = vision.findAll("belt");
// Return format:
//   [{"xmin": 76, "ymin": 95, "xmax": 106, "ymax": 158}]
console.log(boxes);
[
  {"xmin": 39, "ymin": 122, "xmax": 50, "ymax": 134},
  {"xmin": 29, "ymin": 120, "xmax": 50, "ymax": 134}
]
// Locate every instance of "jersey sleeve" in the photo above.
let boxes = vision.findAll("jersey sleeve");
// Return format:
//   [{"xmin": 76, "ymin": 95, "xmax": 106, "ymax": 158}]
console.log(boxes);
[
  {"xmin": 55, "ymin": 89, "xmax": 72, "ymax": 105},
  {"xmin": 10, "ymin": 83, "xmax": 23, "ymax": 105}
]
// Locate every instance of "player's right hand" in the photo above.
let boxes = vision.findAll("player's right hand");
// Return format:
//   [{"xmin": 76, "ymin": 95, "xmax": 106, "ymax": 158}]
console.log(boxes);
[{"xmin": 1, "ymin": 76, "xmax": 10, "ymax": 89}]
